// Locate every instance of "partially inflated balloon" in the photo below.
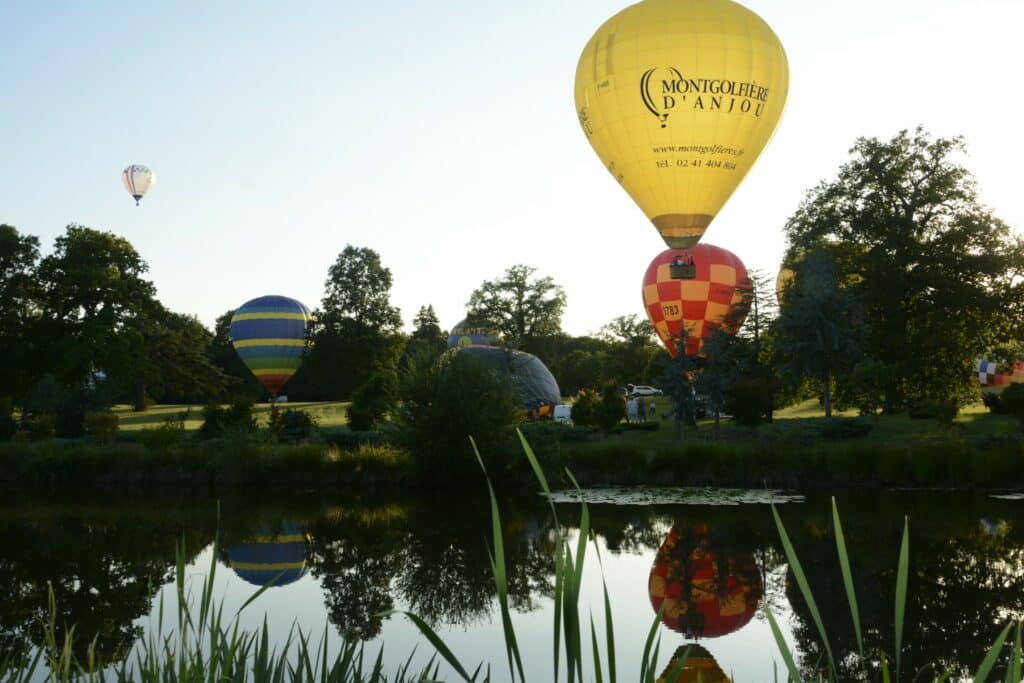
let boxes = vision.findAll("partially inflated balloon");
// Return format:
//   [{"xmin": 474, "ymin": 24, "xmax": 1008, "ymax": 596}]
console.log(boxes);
[
  {"xmin": 642, "ymin": 245, "xmax": 749, "ymax": 356},
  {"xmin": 230, "ymin": 295, "xmax": 311, "ymax": 397},
  {"xmin": 648, "ymin": 523, "xmax": 761, "ymax": 639},
  {"xmin": 447, "ymin": 318, "xmax": 502, "ymax": 349},
  {"xmin": 122, "ymin": 164, "xmax": 155, "ymax": 205},
  {"xmin": 575, "ymin": 0, "xmax": 788, "ymax": 248}
]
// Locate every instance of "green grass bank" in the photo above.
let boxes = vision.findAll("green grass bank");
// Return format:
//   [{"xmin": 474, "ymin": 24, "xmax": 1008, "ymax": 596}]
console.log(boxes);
[{"xmin": 1, "ymin": 400, "xmax": 1022, "ymax": 491}]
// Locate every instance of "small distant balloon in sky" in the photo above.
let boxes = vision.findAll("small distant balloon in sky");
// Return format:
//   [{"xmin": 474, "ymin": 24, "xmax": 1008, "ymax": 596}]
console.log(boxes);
[
  {"xmin": 229, "ymin": 295, "xmax": 312, "ymax": 398},
  {"xmin": 575, "ymin": 0, "xmax": 789, "ymax": 249},
  {"xmin": 122, "ymin": 164, "xmax": 155, "ymax": 206}
]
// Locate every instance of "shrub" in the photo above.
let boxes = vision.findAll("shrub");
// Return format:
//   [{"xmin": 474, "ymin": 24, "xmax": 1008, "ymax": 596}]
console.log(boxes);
[
  {"xmin": 569, "ymin": 390, "xmax": 599, "ymax": 427},
  {"xmin": 83, "ymin": 410, "xmax": 119, "ymax": 444},
  {"xmin": 0, "ymin": 398, "xmax": 16, "ymax": 442},
  {"xmin": 908, "ymin": 397, "xmax": 959, "ymax": 426},
  {"xmin": 347, "ymin": 369, "xmax": 398, "ymax": 432},
  {"xmin": 137, "ymin": 415, "xmax": 188, "ymax": 452},
  {"xmin": 394, "ymin": 347, "xmax": 523, "ymax": 481},
  {"xmin": 725, "ymin": 376, "xmax": 775, "ymax": 428},
  {"xmin": 25, "ymin": 414, "xmax": 55, "ymax": 441},
  {"xmin": 1001, "ymin": 383, "xmax": 1024, "ymax": 431},
  {"xmin": 594, "ymin": 385, "xmax": 626, "ymax": 431},
  {"xmin": 982, "ymin": 392, "xmax": 1006, "ymax": 414},
  {"xmin": 268, "ymin": 407, "xmax": 319, "ymax": 443},
  {"xmin": 198, "ymin": 396, "xmax": 256, "ymax": 439},
  {"xmin": 819, "ymin": 417, "xmax": 873, "ymax": 440}
]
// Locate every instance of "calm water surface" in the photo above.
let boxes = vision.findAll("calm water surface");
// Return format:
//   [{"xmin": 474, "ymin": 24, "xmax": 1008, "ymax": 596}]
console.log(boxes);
[{"xmin": 2, "ymin": 488, "xmax": 1022, "ymax": 680}]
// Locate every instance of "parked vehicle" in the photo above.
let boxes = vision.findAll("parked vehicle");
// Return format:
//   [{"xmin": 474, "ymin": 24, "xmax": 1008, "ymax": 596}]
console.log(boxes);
[
  {"xmin": 553, "ymin": 404, "xmax": 573, "ymax": 424},
  {"xmin": 626, "ymin": 384, "xmax": 663, "ymax": 397}
]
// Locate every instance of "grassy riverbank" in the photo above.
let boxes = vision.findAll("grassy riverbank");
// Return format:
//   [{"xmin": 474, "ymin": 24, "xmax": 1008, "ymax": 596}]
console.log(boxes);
[{"xmin": 1, "ymin": 400, "xmax": 1021, "ymax": 490}]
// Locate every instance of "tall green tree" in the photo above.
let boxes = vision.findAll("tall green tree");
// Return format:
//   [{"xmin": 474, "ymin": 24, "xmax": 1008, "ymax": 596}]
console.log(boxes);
[
  {"xmin": 773, "ymin": 249, "xmax": 865, "ymax": 417},
  {"xmin": 785, "ymin": 127, "xmax": 1024, "ymax": 408},
  {"xmin": 598, "ymin": 314, "xmax": 663, "ymax": 387},
  {"xmin": 34, "ymin": 225, "xmax": 159, "ymax": 397},
  {"xmin": 401, "ymin": 304, "xmax": 448, "ymax": 365},
  {"xmin": 306, "ymin": 246, "xmax": 404, "ymax": 399},
  {"xmin": 465, "ymin": 265, "xmax": 566, "ymax": 349},
  {"xmin": 132, "ymin": 307, "xmax": 230, "ymax": 406},
  {"xmin": 0, "ymin": 225, "xmax": 41, "ymax": 401}
]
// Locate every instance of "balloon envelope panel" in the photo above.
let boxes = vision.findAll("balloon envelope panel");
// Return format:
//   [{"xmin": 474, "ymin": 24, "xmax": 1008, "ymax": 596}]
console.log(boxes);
[
  {"xmin": 642, "ymin": 245, "xmax": 749, "ymax": 356},
  {"xmin": 230, "ymin": 295, "xmax": 312, "ymax": 396},
  {"xmin": 447, "ymin": 319, "xmax": 502, "ymax": 349},
  {"xmin": 455, "ymin": 346, "xmax": 561, "ymax": 411},
  {"xmin": 575, "ymin": 0, "xmax": 788, "ymax": 248},
  {"xmin": 227, "ymin": 522, "xmax": 309, "ymax": 588},
  {"xmin": 977, "ymin": 358, "xmax": 1024, "ymax": 394}
]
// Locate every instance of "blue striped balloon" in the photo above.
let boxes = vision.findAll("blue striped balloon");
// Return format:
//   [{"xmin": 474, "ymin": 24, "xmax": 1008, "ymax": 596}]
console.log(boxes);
[{"xmin": 229, "ymin": 295, "xmax": 311, "ymax": 396}]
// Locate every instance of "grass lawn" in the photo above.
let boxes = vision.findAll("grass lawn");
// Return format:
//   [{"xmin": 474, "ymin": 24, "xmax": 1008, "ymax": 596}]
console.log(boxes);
[
  {"xmin": 571, "ymin": 398, "xmax": 1019, "ymax": 452},
  {"xmin": 112, "ymin": 401, "xmax": 351, "ymax": 431}
]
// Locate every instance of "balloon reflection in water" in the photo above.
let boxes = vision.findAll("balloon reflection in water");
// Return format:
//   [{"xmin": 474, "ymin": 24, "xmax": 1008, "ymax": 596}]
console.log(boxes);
[
  {"xmin": 656, "ymin": 644, "xmax": 731, "ymax": 683},
  {"xmin": 648, "ymin": 522, "xmax": 762, "ymax": 638},
  {"xmin": 226, "ymin": 522, "xmax": 310, "ymax": 588}
]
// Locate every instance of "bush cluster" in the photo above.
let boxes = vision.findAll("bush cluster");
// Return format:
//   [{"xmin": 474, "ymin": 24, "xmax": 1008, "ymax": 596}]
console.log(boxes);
[
  {"xmin": 267, "ymin": 407, "xmax": 318, "ymax": 443},
  {"xmin": 83, "ymin": 410, "xmax": 119, "ymax": 444},
  {"xmin": 198, "ymin": 397, "xmax": 256, "ymax": 439}
]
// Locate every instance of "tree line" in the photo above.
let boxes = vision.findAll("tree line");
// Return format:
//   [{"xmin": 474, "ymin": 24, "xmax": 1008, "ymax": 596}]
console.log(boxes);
[
  {"xmin": 0, "ymin": 228, "xmax": 665, "ymax": 437},
  {"xmin": 1, "ymin": 127, "xmax": 1021, "ymax": 438}
]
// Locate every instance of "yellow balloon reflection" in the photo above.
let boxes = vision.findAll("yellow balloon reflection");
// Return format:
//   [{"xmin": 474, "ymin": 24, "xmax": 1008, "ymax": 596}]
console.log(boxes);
[
  {"xmin": 657, "ymin": 644, "xmax": 731, "ymax": 683},
  {"xmin": 575, "ymin": 0, "xmax": 789, "ymax": 248}
]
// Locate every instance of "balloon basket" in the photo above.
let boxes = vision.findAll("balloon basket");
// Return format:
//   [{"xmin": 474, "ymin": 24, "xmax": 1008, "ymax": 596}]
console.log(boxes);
[{"xmin": 669, "ymin": 263, "xmax": 697, "ymax": 279}]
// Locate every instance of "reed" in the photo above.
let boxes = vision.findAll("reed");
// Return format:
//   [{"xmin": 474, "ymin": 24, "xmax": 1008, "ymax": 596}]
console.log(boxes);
[{"xmin": 3, "ymin": 431, "xmax": 1023, "ymax": 682}]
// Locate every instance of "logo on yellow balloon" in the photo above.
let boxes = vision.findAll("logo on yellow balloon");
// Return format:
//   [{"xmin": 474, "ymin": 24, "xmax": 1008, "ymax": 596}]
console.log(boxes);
[{"xmin": 641, "ymin": 67, "xmax": 772, "ymax": 127}]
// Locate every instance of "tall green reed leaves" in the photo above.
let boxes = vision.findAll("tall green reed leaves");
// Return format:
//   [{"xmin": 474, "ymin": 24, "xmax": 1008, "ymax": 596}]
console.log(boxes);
[{"xmin": 769, "ymin": 501, "xmax": 1023, "ymax": 682}]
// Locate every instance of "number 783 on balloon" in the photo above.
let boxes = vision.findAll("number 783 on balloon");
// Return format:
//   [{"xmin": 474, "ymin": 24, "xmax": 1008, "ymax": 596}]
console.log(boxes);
[{"xmin": 656, "ymin": 159, "xmax": 736, "ymax": 171}]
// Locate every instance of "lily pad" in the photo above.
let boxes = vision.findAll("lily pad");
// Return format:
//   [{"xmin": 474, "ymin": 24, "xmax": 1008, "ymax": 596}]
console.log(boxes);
[{"xmin": 543, "ymin": 487, "xmax": 804, "ymax": 506}]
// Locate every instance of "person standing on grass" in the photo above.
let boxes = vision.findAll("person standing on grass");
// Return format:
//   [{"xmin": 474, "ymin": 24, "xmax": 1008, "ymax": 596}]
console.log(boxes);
[
  {"xmin": 627, "ymin": 397, "xmax": 638, "ymax": 423},
  {"xmin": 637, "ymin": 397, "xmax": 646, "ymax": 422}
]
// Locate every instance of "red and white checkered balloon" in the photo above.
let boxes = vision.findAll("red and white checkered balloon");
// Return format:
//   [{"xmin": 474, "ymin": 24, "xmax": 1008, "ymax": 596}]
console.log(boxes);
[{"xmin": 642, "ymin": 245, "xmax": 750, "ymax": 357}]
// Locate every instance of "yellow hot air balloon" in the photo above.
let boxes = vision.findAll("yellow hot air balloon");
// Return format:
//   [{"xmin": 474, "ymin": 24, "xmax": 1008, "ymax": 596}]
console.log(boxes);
[{"xmin": 575, "ymin": 0, "xmax": 789, "ymax": 248}]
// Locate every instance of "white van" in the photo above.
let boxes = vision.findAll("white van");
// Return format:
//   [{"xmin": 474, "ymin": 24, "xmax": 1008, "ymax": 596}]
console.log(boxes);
[{"xmin": 553, "ymin": 404, "xmax": 573, "ymax": 424}]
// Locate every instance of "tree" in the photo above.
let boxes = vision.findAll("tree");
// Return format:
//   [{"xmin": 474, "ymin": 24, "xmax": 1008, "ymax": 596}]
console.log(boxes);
[
  {"xmin": 319, "ymin": 245, "xmax": 402, "ymax": 332},
  {"xmin": 32, "ymin": 225, "xmax": 160, "ymax": 418},
  {"xmin": 465, "ymin": 265, "xmax": 566, "ymax": 349},
  {"xmin": 401, "ymin": 304, "xmax": 447, "ymax": 367},
  {"xmin": 394, "ymin": 347, "xmax": 523, "ymax": 481},
  {"xmin": 773, "ymin": 249, "xmax": 865, "ymax": 417},
  {"xmin": 305, "ymin": 246, "xmax": 404, "ymax": 399},
  {"xmin": 208, "ymin": 309, "xmax": 266, "ymax": 399},
  {"xmin": 785, "ymin": 127, "xmax": 1024, "ymax": 409},
  {"xmin": 411, "ymin": 304, "xmax": 444, "ymax": 343},
  {"xmin": 598, "ymin": 314, "xmax": 664, "ymax": 387},
  {"xmin": 659, "ymin": 334, "xmax": 700, "ymax": 441},
  {"xmin": 133, "ymin": 307, "xmax": 231, "ymax": 406},
  {"xmin": 0, "ymin": 225, "xmax": 41, "ymax": 402}
]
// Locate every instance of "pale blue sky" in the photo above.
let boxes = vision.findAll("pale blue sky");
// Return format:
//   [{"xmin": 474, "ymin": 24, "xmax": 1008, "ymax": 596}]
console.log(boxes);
[{"xmin": 2, "ymin": 0, "xmax": 1021, "ymax": 335}]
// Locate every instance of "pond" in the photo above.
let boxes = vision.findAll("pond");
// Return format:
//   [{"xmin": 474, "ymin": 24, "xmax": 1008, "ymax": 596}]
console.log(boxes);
[{"xmin": 1, "ymin": 487, "xmax": 1022, "ymax": 680}]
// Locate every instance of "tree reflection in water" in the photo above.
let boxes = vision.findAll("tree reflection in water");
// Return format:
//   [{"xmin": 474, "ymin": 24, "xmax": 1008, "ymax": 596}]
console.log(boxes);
[
  {"xmin": 0, "ymin": 502, "xmax": 213, "ymax": 665},
  {"xmin": 3, "ymin": 491, "xmax": 1024, "ymax": 678}
]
